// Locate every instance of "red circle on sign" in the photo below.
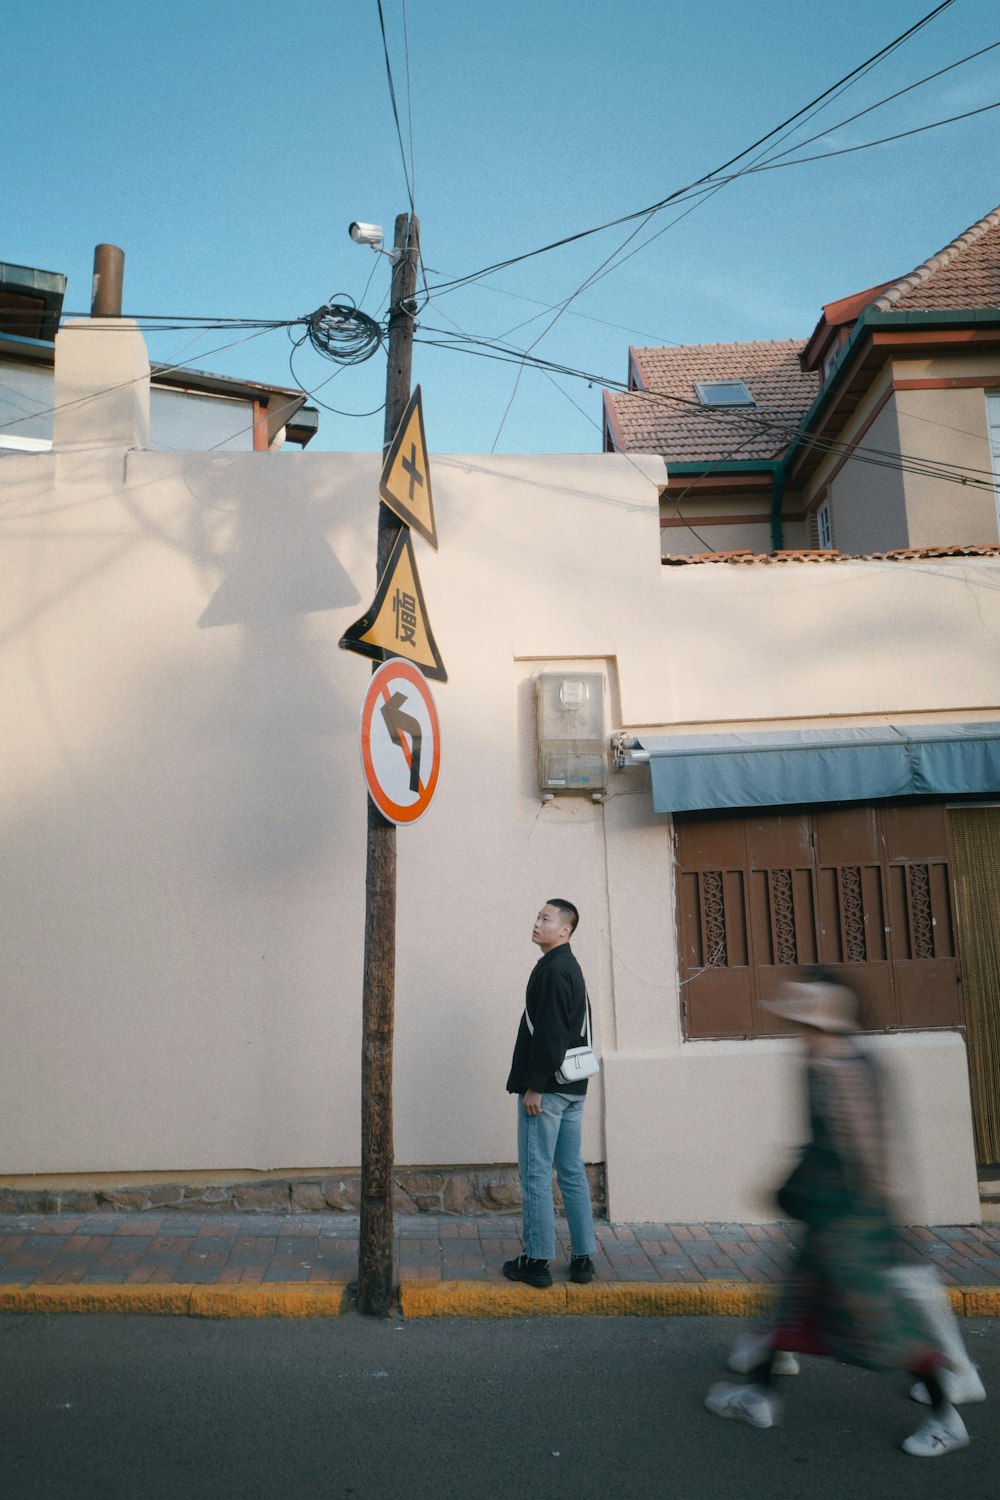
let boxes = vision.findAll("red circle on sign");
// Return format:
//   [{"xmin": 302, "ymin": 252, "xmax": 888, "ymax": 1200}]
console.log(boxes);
[{"xmin": 360, "ymin": 658, "xmax": 441, "ymax": 825}]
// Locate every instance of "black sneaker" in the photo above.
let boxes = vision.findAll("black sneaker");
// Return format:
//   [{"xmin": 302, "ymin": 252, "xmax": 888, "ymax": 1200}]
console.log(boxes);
[
  {"xmin": 502, "ymin": 1254, "xmax": 552, "ymax": 1288},
  {"xmin": 569, "ymin": 1254, "xmax": 595, "ymax": 1284}
]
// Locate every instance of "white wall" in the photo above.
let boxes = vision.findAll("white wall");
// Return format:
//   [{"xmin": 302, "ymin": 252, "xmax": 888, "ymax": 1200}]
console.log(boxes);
[{"xmin": 1, "ymin": 326, "xmax": 993, "ymax": 1222}]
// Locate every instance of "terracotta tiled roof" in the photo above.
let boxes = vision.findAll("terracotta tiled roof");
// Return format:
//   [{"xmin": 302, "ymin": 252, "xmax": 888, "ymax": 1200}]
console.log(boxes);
[
  {"xmin": 872, "ymin": 205, "xmax": 1000, "ymax": 312},
  {"xmin": 606, "ymin": 340, "xmax": 818, "ymax": 463},
  {"xmin": 661, "ymin": 544, "xmax": 1000, "ymax": 566}
]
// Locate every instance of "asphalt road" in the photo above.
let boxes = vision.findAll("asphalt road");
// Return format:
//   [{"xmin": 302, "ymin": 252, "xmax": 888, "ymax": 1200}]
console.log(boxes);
[{"xmin": 1, "ymin": 1314, "xmax": 996, "ymax": 1500}]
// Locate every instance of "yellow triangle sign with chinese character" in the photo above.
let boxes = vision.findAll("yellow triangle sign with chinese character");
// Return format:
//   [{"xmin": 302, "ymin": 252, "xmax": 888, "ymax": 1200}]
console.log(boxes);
[
  {"xmin": 339, "ymin": 529, "xmax": 447, "ymax": 682},
  {"xmin": 379, "ymin": 385, "xmax": 438, "ymax": 550}
]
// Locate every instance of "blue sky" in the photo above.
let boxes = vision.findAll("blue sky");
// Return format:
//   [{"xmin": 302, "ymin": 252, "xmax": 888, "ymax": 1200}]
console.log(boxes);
[{"xmin": 5, "ymin": 0, "xmax": 999, "ymax": 454}]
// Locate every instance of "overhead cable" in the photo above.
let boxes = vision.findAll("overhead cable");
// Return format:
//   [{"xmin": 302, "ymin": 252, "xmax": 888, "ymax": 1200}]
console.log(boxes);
[
  {"xmin": 412, "ymin": 326, "xmax": 998, "ymax": 492},
  {"xmin": 424, "ymin": 1, "xmax": 967, "ymax": 299},
  {"xmin": 306, "ymin": 298, "xmax": 384, "ymax": 364},
  {"xmin": 376, "ymin": 0, "xmax": 416, "ymax": 214},
  {"xmin": 468, "ymin": 2, "xmax": 966, "ymax": 445},
  {"xmin": 0, "ymin": 324, "xmax": 289, "ymax": 435},
  {"xmin": 563, "ymin": 41, "xmax": 1000, "ymax": 303}
]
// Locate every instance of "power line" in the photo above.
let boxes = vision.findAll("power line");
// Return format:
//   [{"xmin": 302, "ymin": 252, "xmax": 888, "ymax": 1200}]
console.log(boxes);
[
  {"xmin": 47, "ymin": 317, "xmax": 295, "ymax": 337},
  {"xmin": 428, "ymin": 96, "xmax": 998, "ymax": 304},
  {"xmin": 563, "ymin": 40, "xmax": 1000, "ymax": 304},
  {"xmin": 287, "ymin": 329, "xmax": 387, "ymax": 419},
  {"xmin": 402, "ymin": 0, "xmax": 417, "ymax": 209},
  {"xmin": 412, "ymin": 325, "xmax": 999, "ymax": 492},
  {"xmin": 0, "ymin": 324, "xmax": 291, "ymax": 436},
  {"xmin": 539, "ymin": 366, "xmax": 725, "ymax": 553},
  {"xmin": 473, "ymin": 3, "xmax": 966, "ymax": 445},
  {"xmin": 376, "ymin": 0, "xmax": 415, "ymax": 215},
  {"xmin": 423, "ymin": 2, "xmax": 975, "ymax": 300},
  {"xmin": 758, "ymin": 38, "xmax": 1000, "ymax": 167}
]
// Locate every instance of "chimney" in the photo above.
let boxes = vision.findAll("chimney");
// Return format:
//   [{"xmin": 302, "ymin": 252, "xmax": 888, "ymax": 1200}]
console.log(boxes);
[
  {"xmin": 91, "ymin": 244, "xmax": 125, "ymax": 318},
  {"xmin": 54, "ymin": 244, "xmax": 150, "ymax": 453}
]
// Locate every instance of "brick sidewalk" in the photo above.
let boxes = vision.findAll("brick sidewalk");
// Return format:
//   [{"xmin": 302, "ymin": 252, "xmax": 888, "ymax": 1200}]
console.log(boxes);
[{"xmin": 2, "ymin": 1212, "xmax": 999, "ymax": 1290}]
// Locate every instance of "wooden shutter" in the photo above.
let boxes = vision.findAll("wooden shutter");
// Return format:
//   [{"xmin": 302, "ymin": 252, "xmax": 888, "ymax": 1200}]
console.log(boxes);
[
  {"xmin": 947, "ymin": 807, "xmax": 1000, "ymax": 1165},
  {"xmin": 675, "ymin": 800, "xmax": 961, "ymax": 1040}
]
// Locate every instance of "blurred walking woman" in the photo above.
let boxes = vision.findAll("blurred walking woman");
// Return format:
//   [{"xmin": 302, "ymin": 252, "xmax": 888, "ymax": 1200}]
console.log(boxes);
[{"xmin": 705, "ymin": 971, "xmax": 971, "ymax": 1458}]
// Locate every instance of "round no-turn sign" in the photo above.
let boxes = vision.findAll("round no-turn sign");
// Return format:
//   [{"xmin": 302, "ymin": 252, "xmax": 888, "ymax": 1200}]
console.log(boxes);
[{"xmin": 360, "ymin": 657, "xmax": 441, "ymax": 825}]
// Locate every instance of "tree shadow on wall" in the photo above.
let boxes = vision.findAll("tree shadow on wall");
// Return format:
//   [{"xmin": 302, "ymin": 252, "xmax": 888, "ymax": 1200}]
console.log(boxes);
[{"xmin": 190, "ymin": 466, "xmax": 362, "ymax": 878}]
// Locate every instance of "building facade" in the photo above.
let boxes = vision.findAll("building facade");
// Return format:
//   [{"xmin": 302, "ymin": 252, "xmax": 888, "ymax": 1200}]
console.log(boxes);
[{"xmin": 2, "ymin": 293, "xmax": 997, "ymax": 1224}]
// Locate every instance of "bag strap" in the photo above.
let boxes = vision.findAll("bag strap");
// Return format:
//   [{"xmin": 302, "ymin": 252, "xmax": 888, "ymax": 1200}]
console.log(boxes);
[{"xmin": 524, "ymin": 989, "xmax": 591, "ymax": 1045}]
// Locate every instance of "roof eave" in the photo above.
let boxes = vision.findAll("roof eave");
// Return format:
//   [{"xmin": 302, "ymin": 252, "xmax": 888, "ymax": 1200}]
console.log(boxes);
[{"xmin": 784, "ymin": 306, "xmax": 1000, "ymax": 484}]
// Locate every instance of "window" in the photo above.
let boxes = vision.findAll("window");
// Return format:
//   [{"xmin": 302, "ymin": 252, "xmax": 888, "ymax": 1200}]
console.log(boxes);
[
  {"xmin": 674, "ymin": 802, "xmax": 961, "ymax": 1039},
  {"xmin": 817, "ymin": 500, "xmax": 832, "ymax": 550},
  {"xmin": 822, "ymin": 341, "xmax": 842, "ymax": 384},
  {"xmin": 987, "ymin": 391, "xmax": 1000, "ymax": 531},
  {"xmin": 693, "ymin": 380, "xmax": 755, "ymax": 407}
]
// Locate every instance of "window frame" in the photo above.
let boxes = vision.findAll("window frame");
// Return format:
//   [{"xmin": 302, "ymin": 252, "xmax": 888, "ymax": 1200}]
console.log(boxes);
[{"xmin": 692, "ymin": 380, "xmax": 756, "ymax": 408}]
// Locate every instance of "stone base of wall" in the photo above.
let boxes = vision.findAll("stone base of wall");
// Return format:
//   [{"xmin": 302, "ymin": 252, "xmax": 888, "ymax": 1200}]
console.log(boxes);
[{"xmin": 0, "ymin": 1164, "xmax": 607, "ymax": 1218}]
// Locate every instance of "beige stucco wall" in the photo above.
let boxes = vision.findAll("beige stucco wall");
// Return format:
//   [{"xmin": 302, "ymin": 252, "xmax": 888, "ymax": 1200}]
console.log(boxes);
[
  {"xmin": 896, "ymin": 384, "xmax": 998, "ymax": 547},
  {"xmin": 659, "ymin": 497, "xmax": 772, "ymax": 558},
  {"xmin": 1, "ymin": 433, "xmax": 667, "ymax": 1179},
  {"xmin": 803, "ymin": 352, "xmax": 1000, "ymax": 555},
  {"xmin": 824, "ymin": 399, "xmax": 909, "ymax": 555},
  {"xmin": 1, "ymin": 326, "xmax": 992, "ymax": 1222}
]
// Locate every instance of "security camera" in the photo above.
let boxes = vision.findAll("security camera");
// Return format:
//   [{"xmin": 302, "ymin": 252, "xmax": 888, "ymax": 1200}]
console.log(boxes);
[{"xmin": 349, "ymin": 222, "xmax": 384, "ymax": 248}]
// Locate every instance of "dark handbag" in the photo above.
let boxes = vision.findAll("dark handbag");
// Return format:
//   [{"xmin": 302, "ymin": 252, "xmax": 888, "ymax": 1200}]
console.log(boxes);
[
  {"xmin": 775, "ymin": 1140, "xmax": 850, "ymax": 1224},
  {"xmin": 775, "ymin": 1151, "xmax": 816, "ymax": 1221}
]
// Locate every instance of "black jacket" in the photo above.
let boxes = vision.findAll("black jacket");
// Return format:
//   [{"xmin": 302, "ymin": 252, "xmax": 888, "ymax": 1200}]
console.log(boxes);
[{"xmin": 506, "ymin": 943, "xmax": 589, "ymax": 1097}]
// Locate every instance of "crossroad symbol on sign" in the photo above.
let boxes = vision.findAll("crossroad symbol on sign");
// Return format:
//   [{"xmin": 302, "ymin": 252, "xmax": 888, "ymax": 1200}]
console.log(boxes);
[
  {"xmin": 360, "ymin": 658, "xmax": 441, "ymax": 825},
  {"xmin": 379, "ymin": 384, "xmax": 438, "ymax": 550},
  {"xmin": 338, "ymin": 528, "xmax": 447, "ymax": 682}
]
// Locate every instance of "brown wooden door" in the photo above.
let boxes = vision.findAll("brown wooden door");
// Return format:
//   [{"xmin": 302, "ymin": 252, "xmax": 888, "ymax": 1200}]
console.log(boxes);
[
  {"xmin": 947, "ymin": 807, "xmax": 1000, "ymax": 1166},
  {"xmin": 676, "ymin": 800, "xmax": 962, "ymax": 1040},
  {"xmin": 674, "ymin": 813, "xmax": 754, "ymax": 1038}
]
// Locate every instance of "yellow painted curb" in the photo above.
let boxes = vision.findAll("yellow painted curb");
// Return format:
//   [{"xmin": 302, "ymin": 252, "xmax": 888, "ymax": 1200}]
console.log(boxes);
[
  {"xmin": 0, "ymin": 1283, "xmax": 348, "ymax": 1317},
  {"xmin": 2, "ymin": 1279, "xmax": 998, "ymax": 1320},
  {"xmin": 399, "ymin": 1280, "xmax": 777, "ymax": 1318},
  {"xmin": 960, "ymin": 1287, "xmax": 1000, "ymax": 1318},
  {"xmin": 187, "ymin": 1284, "xmax": 349, "ymax": 1318},
  {"xmin": 397, "ymin": 1280, "xmax": 1000, "ymax": 1319},
  {"xmin": 399, "ymin": 1280, "xmax": 568, "ymax": 1318}
]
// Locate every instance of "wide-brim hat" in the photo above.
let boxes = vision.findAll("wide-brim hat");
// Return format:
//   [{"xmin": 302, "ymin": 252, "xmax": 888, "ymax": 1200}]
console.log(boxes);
[{"xmin": 763, "ymin": 980, "xmax": 859, "ymax": 1034}]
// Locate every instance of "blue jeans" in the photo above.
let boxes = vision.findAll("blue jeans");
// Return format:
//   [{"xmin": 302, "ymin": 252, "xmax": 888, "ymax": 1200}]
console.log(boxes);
[{"xmin": 517, "ymin": 1092, "xmax": 596, "ymax": 1261}]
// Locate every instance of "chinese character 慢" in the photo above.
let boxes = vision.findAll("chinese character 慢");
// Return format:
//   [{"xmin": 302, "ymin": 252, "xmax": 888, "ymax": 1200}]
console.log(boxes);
[{"xmin": 393, "ymin": 589, "xmax": 418, "ymax": 644}]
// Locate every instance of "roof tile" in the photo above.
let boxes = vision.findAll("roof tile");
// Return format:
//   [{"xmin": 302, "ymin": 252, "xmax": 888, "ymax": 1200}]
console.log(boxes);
[
  {"xmin": 607, "ymin": 340, "xmax": 817, "ymax": 463},
  {"xmin": 872, "ymin": 206, "xmax": 1000, "ymax": 312},
  {"xmin": 661, "ymin": 544, "xmax": 1000, "ymax": 566}
]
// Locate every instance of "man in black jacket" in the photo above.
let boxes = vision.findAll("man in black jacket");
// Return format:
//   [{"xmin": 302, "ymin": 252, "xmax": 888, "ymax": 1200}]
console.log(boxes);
[{"xmin": 504, "ymin": 899, "xmax": 597, "ymax": 1288}]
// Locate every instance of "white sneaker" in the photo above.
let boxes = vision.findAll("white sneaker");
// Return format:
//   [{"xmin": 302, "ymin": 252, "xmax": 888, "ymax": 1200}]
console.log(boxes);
[
  {"xmin": 705, "ymin": 1381, "xmax": 781, "ymax": 1429},
  {"xmin": 727, "ymin": 1333, "xmax": 800, "ymax": 1376},
  {"xmin": 910, "ymin": 1366, "xmax": 986, "ymax": 1406},
  {"xmin": 902, "ymin": 1405, "xmax": 970, "ymax": 1457}
]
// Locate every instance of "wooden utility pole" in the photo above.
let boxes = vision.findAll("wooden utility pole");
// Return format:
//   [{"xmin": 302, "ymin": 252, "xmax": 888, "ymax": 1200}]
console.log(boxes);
[{"xmin": 357, "ymin": 212, "xmax": 420, "ymax": 1316}]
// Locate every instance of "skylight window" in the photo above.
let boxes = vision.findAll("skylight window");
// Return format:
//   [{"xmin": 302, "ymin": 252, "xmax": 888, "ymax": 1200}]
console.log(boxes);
[{"xmin": 693, "ymin": 380, "xmax": 756, "ymax": 407}]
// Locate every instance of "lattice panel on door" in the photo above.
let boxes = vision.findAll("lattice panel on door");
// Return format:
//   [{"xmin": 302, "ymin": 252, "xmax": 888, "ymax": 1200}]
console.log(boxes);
[
  {"xmin": 675, "ymin": 803, "xmax": 961, "ymax": 1040},
  {"xmin": 817, "ymin": 863, "xmax": 886, "ymax": 964}
]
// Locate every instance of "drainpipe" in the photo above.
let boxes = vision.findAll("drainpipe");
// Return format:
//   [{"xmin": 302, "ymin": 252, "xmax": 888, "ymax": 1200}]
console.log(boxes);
[
  {"xmin": 770, "ymin": 464, "xmax": 785, "ymax": 552},
  {"xmin": 91, "ymin": 244, "xmax": 125, "ymax": 317}
]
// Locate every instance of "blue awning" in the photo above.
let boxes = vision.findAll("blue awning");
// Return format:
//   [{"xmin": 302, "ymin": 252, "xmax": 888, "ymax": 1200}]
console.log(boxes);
[{"xmin": 637, "ymin": 722, "xmax": 1000, "ymax": 814}]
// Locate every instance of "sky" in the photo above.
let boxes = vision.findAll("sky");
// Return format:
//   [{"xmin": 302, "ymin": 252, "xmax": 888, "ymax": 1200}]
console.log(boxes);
[{"xmin": 4, "ymin": 0, "xmax": 999, "ymax": 456}]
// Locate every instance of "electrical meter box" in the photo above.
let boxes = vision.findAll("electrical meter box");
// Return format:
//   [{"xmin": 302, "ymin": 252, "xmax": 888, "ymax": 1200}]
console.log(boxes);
[{"xmin": 535, "ymin": 672, "xmax": 607, "ymax": 793}]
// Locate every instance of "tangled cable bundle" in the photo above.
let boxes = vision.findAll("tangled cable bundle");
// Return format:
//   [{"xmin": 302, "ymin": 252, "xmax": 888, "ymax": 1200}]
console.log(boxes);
[{"xmin": 307, "ymin": 299, "xmax": 384, "ymax": 364}]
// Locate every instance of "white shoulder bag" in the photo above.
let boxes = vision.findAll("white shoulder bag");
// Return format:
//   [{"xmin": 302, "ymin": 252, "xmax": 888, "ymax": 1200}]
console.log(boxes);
[{"xmin": 524, "ymin": 991, "xmax": 600, "ymax": 1085}]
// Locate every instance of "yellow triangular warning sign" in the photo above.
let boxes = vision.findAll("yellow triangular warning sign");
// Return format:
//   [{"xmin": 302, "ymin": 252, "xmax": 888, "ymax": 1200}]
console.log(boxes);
[
  {"xmin": 339, "ymin": 529, "xmax": 447, "ymax": 682},
  {"xmin": 379, "ymin": 385, "xmax": 438, "ymax": 550}
]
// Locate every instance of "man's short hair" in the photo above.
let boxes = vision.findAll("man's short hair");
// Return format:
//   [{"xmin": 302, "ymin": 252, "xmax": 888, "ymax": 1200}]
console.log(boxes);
[{"xmin": 547, "ymin": 898, "xmax": 579, "ymax": 933}]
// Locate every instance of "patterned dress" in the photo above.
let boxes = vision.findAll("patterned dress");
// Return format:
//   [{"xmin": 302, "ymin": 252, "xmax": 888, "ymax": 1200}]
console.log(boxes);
[{"xmin": 772, "ymin": 1040, "xmax": 944, "ymax": 1375}]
